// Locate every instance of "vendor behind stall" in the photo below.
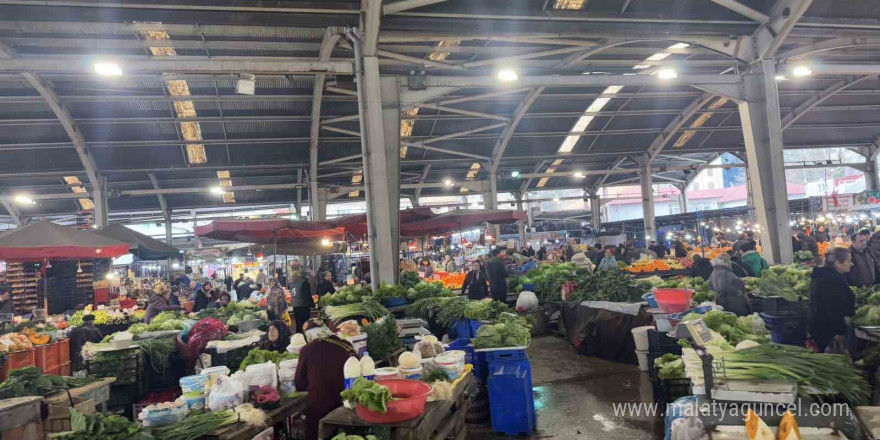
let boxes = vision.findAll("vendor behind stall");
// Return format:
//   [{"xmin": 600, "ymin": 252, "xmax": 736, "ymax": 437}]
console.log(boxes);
[
  {"xmin": 259, "ymin": 320, "xmax": 292, "ymax": 353},
  {"xmin": 709, "ymin": 254, "xmax": 750, "ymax": 316},
  {"xmin": 145, "ymin": 284, "xmax": 180, "ymax": 323},
  {"xmin": 810, "ymin": 247, "xmax": 855, "ymax": 352},
  {"xmin": 290, "ymin": 269, "xmax": 314, "ymax": 333},
  {"xmin": 193, "ymin": 282, "xmax": 214, "ymax": 313},
  {"xmin": 69, "ymin": 314, "xmax": 103, "ymax": 371},
  {"xmin": 0, "ymin": 283, "xmax": 12, "ymax": 314},
  {"xmin": 207, "ymin": 292, "xmax": 231, "ymax": 309}
]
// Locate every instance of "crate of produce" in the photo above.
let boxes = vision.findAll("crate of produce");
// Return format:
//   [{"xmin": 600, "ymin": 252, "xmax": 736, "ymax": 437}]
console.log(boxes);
[
  {"xmin": 0, "ymin": 349, "xmax": 35, "ymax": 382},
  {"xmin": 447, "ymin": 339, "xmax": 474, "ymax": 366},
  {"xmin": 33, "ymin": 344, "xmax": 59, "ymax": 372},
  {"xmin": 647, "ymin": 329, "xmax": 682, "ymax": 355},
  {"xmin": 54, "ymin": 340, "xmax": 70, "ymax": 366},
  {"xmin": 760, "ymin": 313, "xmax": 807, "ymax": 347},
  {"xmin": 207, "ymin": 343, "xmax": 258, "ymax": 372},
  {"xmin": 84, "ymin": 347, "xmax": 143, "ymax": 385},
  {"xmin": 762, "ymin": 297, "xmax": 805, "ymax": 317}
]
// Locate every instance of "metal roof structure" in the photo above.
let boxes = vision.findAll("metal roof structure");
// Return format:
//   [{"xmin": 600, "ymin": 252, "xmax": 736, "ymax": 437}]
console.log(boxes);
[{"xmin": 0, "ymin": 0, "xmax": 878, "ymax": 224}]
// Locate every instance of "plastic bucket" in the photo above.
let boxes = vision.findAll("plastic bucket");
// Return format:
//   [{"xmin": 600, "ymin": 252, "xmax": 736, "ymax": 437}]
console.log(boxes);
[
  {"xmin": 179, "ymin": 374, "xmax": 206, "ymax": 394},
  {"xmin": 355, "ymin": 379, "xmax": 432, "ymax": 424},
  {"xmin": 398, "ymin": 365, "xmax": 423, "ymax": 380},
  {"xmin": 760, "ymin": 313, "xmax": 807, "ymax": 347},
  {"xmin": 181, "ymin": 393, "xmax": 205, "ymax": 411},
  {"xmin": 631, "ymin": 326, "xmax": 653, "ymax": 352},
  {"xmin": 374, "ymin": 367, "xmax": 400, "ymax": 382},
  {"xmin": 635, "ymin": 350, "xmax": 649, "ymax": 372},
  {"xmin": 653, "ymin": 288, "xmax": 694, "ymax": 314}
]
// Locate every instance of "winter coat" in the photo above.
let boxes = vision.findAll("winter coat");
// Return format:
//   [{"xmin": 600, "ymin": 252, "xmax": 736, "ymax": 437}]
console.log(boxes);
[
  {"xmin": 709, "ymin": 265, "xmax": 750, "ymax": 316},
  {"xmin": 193, "ymin": 287, "xmax": 211, "ymax": 313},
  {"xmin": 145, "ymin": 292, "xmax": 180, "ymax": 324},
  {"xmin": 598, "ymin": 256, "xmax": 618, "ymax": 271},
  {"xmin": 649, "ymin": 244, "xmax": 668, "ymax": 259},
  {"xmin": 444, "ymin": 260, "xmax": 457, "ymax": 273},
  {"xmin": 673, "ymin": 242, "xmax": 688, "ymax": 258},
  {"xmin": 848, "ymin": 246, "xmax": 878, "ymax": 287},
  {"xmin": 810, "ymin": 266, "xmax": 855, "ymax": 349},
  {"xmin": 689, "ymin": 259, "xmax": 714, "ymax": 281},
  {"xmin": 814, "ymin": 230, "xmax": 829, "ymax": 243},
  {"xmin": 290, "ymin": 276, "xmax": 313, "ymax": 308},
  {"xmin": 740, "ymin": 251, "xmax": 769, "ymax": 278},
  {"xmin": 462, "ymin": 269, "xmax": 489, "ymax": 300},
  {"xmin": 487, "ymin": 258, "xmax": 508, "ymax": 294}
]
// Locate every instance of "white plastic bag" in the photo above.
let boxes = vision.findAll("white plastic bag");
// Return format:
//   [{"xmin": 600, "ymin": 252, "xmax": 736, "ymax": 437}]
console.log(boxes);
[
  {"xmin": 244, "ymin": 361, "xmax": 278, "ymax": 390},
  {"xmin": 516, "ymin": 291, "xmax": 539, "ymax": 312},
  {"xmin": 207, "ymin": 375, "xmax": 244, "ymax": 411}
]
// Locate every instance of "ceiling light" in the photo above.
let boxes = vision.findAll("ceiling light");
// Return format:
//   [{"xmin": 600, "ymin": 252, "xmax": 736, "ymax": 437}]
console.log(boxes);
[
  {"xmin": 792, "ymin": 65, "xmax": 812, "ymax": 77},
  {"xmin": 553, "ymin": 197, "xmax": 560, "ymax": 202},
  {"xmin": 657, "ymin": 69, "xmax": 678, "ymax": 80},
  {"xmin": 210, "ymin": 187, "xmax": 225, "ymax": 195},
  {"xmin": 574, "ymin": 171, "xmax": 585, "ymax": 178},
  {"xmin": 775, "ymin": 74, "xmax": 788, "ymax": 81},
  {"xmin": 510, "ymin": 171, "xmax": 520, "ymax": 178},
  {"xmin": 321, "ymin": 238, "xmax": 331, "ymax": 247},
  {"xmin": 444, "ymin": 179, "xmax": 453, "ymax": 187},
  {"xmin": 12, "ymin": 195, "xmax": 35, "ymax": 206},
  {"xmin": 94, "ymin": 62, "xmax": 123, "ymax": 76},
  {"xmin": 105, "ymin": 273, "xmax": 114, "ymax": 280},
  {"xmin": 497, "ymin": 69, "xmax": 519, "ymax": 82}
]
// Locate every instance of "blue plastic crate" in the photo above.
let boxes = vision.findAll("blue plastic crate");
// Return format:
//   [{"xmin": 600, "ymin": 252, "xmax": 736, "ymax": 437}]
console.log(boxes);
[
  {"xmin": 382, "ymin": 297, "xmax": 407, "ymax": 308},
  {"xmin": 484, "ymin": 348, "xmax": 527, "ymax": 364},
  {"xmin": 488, "ymin": 361, "xmax": 536, "ymax": 436},
  {"xmin": 449, "ymin": 319, "xmax": 479, "ymax": 339},
  {"xmin": 470, "ymin": 320, "xmax": 484, "ymax": 336},
  {"xmin": 760, "ymin": 313, "xmax": 807, "ymax": 347},
  {"xmin": 474, "ymin": 350, "xmax": 488, "ymax": 383},
  {"xmin": 447, "ymin": 339, "xmax": 474, "ymax": 366}
]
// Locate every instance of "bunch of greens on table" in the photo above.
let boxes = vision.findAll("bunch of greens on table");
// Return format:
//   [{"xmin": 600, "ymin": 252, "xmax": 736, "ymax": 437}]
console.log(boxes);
[
  {"xmin": 852, "ymin": 285, "xmax": 880, "ymax": 309},
  {"xmin": 239, "ymin": 348, "xmax": 298, "ymax": 371},
  {"xmin": 319, "ymin": 285, "xmax": 373, "ymax": 307},
  {"xmin": 154, "ymin": 404, "xmax": 266, "ymax": 440},
  {"xmin": 0, "ymin": 366, "xmax": 99, "ymax": 399},
  {"xmin": 756, "ymin": 265, "xmax": 811, "ymax": 302},
  {"xmin": 680, "ymin": 310, "xmax": 769, "ymax": 345},
  {"xmin": 364, "ymin": 315, "xmax": 402, "ymax": 361},
  {"xmin": 654, "ymin": 354, "xmax": 686, "ymax": 379},
  {"xmin": 854, "ymin": 292, "xmax": 880, "ymax": 326},
  {"xmin": 340, "ymin": 378, "xmax": 393, "ymax": 413},
  {"xmin": 53, "ymin": 408, "xmax": 152, "ymax": 440},
  {"xmin": 136, "ymin": 337, "xmax": 177, "ymax": 373},
  {"xmin": 567, "ymin": 268, "xmax": 649, "ymax": 303},
  {"xmin": 434, "ymin": 297, "xmax": 514, "ymax": 327},
  {"xmin": 374, "ymin": 283, "xmax": 409, "ymax": 303},
  {"xmin": 473, "ymin": 316, "xmax": 531, "ymax": 349},
  {"xmin": 325, "ymin": 297, "xmax": 390, "ymax": 323},
  {"xmin": 514, "ymin": 262, "xmax": 582, "ymax": 303},
  {"xmin": 406, "ymin": 281, "xmax": 456, "ymax": 302},
  {"xmin": 400, "ymin": 271, "xmax": 421, "ymax": 289}
]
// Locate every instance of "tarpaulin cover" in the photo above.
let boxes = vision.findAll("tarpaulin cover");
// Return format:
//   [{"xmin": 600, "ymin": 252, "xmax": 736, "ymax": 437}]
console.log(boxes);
[
  {"xmin": 194, "ymin": 219, "xmax": 345, "ymax": 244},
  {"xmin": 226, "ymin": 242, "xmax": 348, "ymax": 257},
  {"xmin": 93, "ymin": 223, "xmax": 181, "ymax": 260},
  {"xmin": 560, "ymin": 300, "xmax": 654, "ymax": 364},
  {"xmin": 400, "ymin": 209, "xmax": 527, "ymax": 236},
  {"xmin": 0, "ymin": 220, "xmax": 131, "ymax": 261}
]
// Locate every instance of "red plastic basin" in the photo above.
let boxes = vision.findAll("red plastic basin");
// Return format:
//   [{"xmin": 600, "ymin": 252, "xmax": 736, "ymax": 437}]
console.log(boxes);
[
  {"xmin": 653, "ymin": 288, "xmax": 694, "ymax": 314},
  {"xmin": 355, "ymin": 379, "xmax": 433, "ymax": 424}
]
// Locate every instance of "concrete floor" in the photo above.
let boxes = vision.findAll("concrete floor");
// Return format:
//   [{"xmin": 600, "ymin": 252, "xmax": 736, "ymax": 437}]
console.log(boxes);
[{"xmin": 469, "ymin": 335, "xmax": 664, "ymax": 440}]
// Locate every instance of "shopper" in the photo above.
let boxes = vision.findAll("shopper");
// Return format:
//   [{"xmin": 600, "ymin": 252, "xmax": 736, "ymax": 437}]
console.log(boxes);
[
  {"xmin": 709, "ymin": 254, "xmax": 750, "ymax": 316},
  {"xmin": 673, "ymin": 237, "xmax": 688, "ymax": 258},
  {"xmin": 462, "ymin": 262, "xmax": 490, "ymax": 300},
  {"xmin": 419, "ymin": 257, "xmax": 434, "ymax": 279},
  {"xmin": 649, "ymin": 240, "xmax": 668, "ymax": 259},
  {"xmin": 294, "ymin": 321, "xmax": 355, "ymax": 440},
  {"xmin": 224, "ymin": 273, "xmax": 233, "ymax": 293},
  {"xmin": 597, "ymin": 247, "xmax": 618, "ymax": 271},
  {"xmin": 145, "ymin": 284, "xmax": 180, "ymax": 324},
  {"xmin": 797, "ymin": 231, "xmax": 819, "ymax": 261},
  {"xmin": 847, "ymin": 229, "xmax": 878, "ymax": 287},
  {"xmin": 739, "ymin": 241, "xmax": 769, "ymax": 277},
  {"xmin": 443, "ymin": 254, "xmax": 457, "ymax": 273},
  {"xmin": 487, "ymin": 249, "xmax": 509, "ymax": 302},
  {"xmin": 585, "ymin": 244, "xmax": 600, "ymax": 264},
  {"xmin": 814, "ymin": 225, "xmax": 829, "ymax": 243},
  {"xmin": 732, "ymin": 231, "xmax": 753, "ymax": 254},
  {"xmin": 689, "ymin": 254, "xmax": 713, "ymax": 280},
  {"xmin": 524, "ymin": 245, "xmax": 536, "ymax": 258},
  {"xmin": 236, "ymin": 277, "xmax": 254, "ymax": 302},
  {"xmin": 537, "ymin": 246, "xmax": 547, "ymax": 261},
  {"xmin": 259, "ymin": 320, "xmax": 292, "ymax": 353},
  {"xmin": 810, "ymin": 247, "xmax": 855, "ymax": 352},
  {"xmin": 68, "ymin": 314, "xmax": 103, "ymax": 372},
  {"xmin": 316, "ymin": 271, "xmax": 335, "ymax": 298},
  {"xmin": 565, "ymin": 243, "xmax": 575, "ymax": 262},
  {"xmin": 275, "ymin": 268, "xmax": 287, "ymax": 288},
  {"xmin": 0, "ymin": 283, "xmax": 13, "ymax": 315},
  {"xmin": 193, "ymin": 282, "xmax": 213, "ymax": 313},
  {"xmin": 290, "ymin": 269, "xmax": 314, "ymax": 333}
]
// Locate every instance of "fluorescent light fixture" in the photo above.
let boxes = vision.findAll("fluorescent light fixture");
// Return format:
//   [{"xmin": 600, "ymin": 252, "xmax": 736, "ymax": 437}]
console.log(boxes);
[
  {"xmin": 12, "ymin": 195, "xmax": 34, "ymax": 205},
  {"xmin": 574, "ymin": 171, "xmax": 585, "ymax": 178},
  {"xmin": 657, "ymin": 69, "xmax": 678, "ymax": 80},
  {"xmin": 444, "ymin": 179, "xmax": 453, "ymax": 187},
  {"xmin": 510, "ymin": 171, "xmax": 520, "ymax": 178},
  {"xmin": 210, "ymin": 186, "xmax": 225, "ymax": 195},
  {"xmin": 792, "ymin": 65, "xmax": 812, "ymax": 77},
  {"xmin": 497, "ymin": 69, "xmax": 519, "ymax": 82},
  {"xmin": 94, "ymin": 62, "xmax": 122, "ymax": 76},
  {"xmin": 172, "ymin": 263, "xmax": 180, "ymax": 269},
  {"xmin": 775, "ymin": 74, "xmax": 788, "ymax": 81}
]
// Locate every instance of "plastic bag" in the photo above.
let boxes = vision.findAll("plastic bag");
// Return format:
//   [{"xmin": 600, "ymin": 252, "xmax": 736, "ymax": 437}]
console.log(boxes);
[
  {"xmin": 244, "ymin": 361, "xmax": 278, "ymax": 390},
  {"xmin": 515, "ymin": 291, "xmax": 539, "ymax": 313},
  {"xmin": 207, "ymin": 375, "xmax": 244, "ymax": 411}
]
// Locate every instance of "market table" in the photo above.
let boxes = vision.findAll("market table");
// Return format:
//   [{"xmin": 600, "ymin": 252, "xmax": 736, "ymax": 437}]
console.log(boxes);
[
  {"xmin": 199, "ymin": 395, "xmax": 307, "ymax": 440},
  {"xmin": 560, "ymin": 300, "xmax": 653, "ymax": 364},
  {"xmin": 318, "ymin": 373, "xmax": 474, "ymax": 440}
]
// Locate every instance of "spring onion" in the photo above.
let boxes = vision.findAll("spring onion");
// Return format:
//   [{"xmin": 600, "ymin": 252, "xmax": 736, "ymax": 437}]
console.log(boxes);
[
  {"xmin": 325, "ymin": 298, "xmax": 389, "ymax": 323},
  {"xmin": 155, "ymin": 404, "xmax": 266, "ymax": 440}
]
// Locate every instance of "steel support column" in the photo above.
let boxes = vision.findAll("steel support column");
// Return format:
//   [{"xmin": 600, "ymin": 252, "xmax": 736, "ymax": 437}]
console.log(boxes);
[
  {"xmin": 676, "ymin": 183, "xmax": 688, "ymax": 213},
  {"xmin": 861, "ymin": 160, "xmax": 880, "ymax": 192},
  {"xmin": 516, "ymin": 197, "xmax": 527, "ymax": 249},
  {"xmin": 93, "ymin": 188, "xmax": 108, "ymax": 227},
  {"xmin": 639, "ymin": 162, "xmax": 656, "ymax": 244},
  {"xmin": 589, "ymin": 193, "xmax": 601, "ymax": 232},
  {"xmin": 295, "ymin": 169, "xmax": 303, "ymax": 218},
  {"xmin": 739, "ymin": 59, "xmax": 793, "ymax": 264},
  {"xmin": 485, "ymin": 169, "xmax": 500, "ymax": 239}
]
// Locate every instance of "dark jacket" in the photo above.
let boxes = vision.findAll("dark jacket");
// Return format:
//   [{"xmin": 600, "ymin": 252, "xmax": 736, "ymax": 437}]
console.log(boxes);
[
  {"xmin": 673, "ymin": 242, "xmax": 688, "ymax": 258},
  {"xmin": 145, "ymin": 292, "xmax": 180, "ymax": 323},
  {"xmin": 814, "ymin": 230, "xmax": 829, "ymax": 243},
  {"xmin": 810, "ymin": 266, "xmax": 855, "ymax": 349},
  {"xmin": 730, "ymin": 257, "xmax": 753, "ymax": 277},
  {"xmin": 649, "ymin": 244, "xmax": 668, "ymax": 259},
  {"xmin": 290, "ymin": 276, "xmax": 313, "ymax": 308},
  {"xmin": 740, "ymin": 251, "xmax": 769, "ymax": 278},
  {"xmin": 316, "ymin": 279, "xmax": 335, "ymax": 298},
  {"xmin": 623, "ymin": 247, "xmax": 641, "ymax": 265},
  {"xmin": 193, "ymin": 287, "xmax": 211, "ymax": 313},
  {"xmin": 524, "ymin": 248, "xmax": 536, "ymax": 257},
  {"xmin": 487, "ymin": 257, "xmax": 508, "ymax": 294},
  {"xmin": 536, "ymin": 247, "xmax": 547, "ymax": 260},
  {"xmin": 565, "ymin": 246, "xmax": 575, "ymax": 262},
  {"xmin": 732, "ymin": 238, "xmax": 748, "ymax": 254},
  {"xmin": 690, "ymin": 259, "xmax": 714, "ymax": 281},
  {"xmin": 0, "ymin": 299, "xmax": 13, "ymax": 315},
  {"xmin": 847, "ymin": 246, "xmax": 878, "ymax": 287},
  {"xmin": 586, "ymin": 249, "xmax": 599, "ymax": 263},
  {"xmin": 68, "ymin": 324, "xmax": 103, "ymax": 370},
  {"xmin": 709, "ymin": 265, "xmax": 750, "ymax": 316},
  {"xmin": 799, "ymin": 236, "xmax": 819, "ymax": 258},
  {"xmin": 462, "ymin": 269, "xmax": 489, "ymax": 300}
]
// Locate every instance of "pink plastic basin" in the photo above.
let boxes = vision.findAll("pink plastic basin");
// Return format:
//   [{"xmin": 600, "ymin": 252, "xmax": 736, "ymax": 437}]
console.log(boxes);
[
  {"xmin": 653, "ymin": 288, "xmax": 694, "ymax": 314},
  {"xmin": 355, "ymin": 379, "xmax": 433, "ymax": 424}
]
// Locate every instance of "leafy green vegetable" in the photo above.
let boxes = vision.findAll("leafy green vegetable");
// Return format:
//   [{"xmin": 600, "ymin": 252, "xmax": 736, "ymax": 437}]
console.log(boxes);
[
  {"xmin": 400, "ymin": 271, "xmax": 421, "ymax": 289},
  {"xmin": 567, "ymin": 268, "xmax": 649, "ymax": 303},
  {"xmin": 319, "ymin": 285, "xmax": 373, "ymax": 307},
  {"xmin": 757, "ymin": 264, "xmax": 811, "ymax": 302},
  {"xmin": 0, "ymin": 366, "xmax": 99, "ymax": 399},
  {"xmin": 54, "ymin": 408, "xmax": 152, "ymax": 440},
  {"xmin": 364, "ymin": 316, "xmax": 402, "ymax": 361},
  {"xmin": 655, "ymin": 353, "xmax": 685, "ymax": 379},
  {"xmin": 340, "ymin": 378, "xmax": 393, "ymax": 413},
  {"xmin": 325, "ymin": 297, "xmax": 389, "ymax": 323},
  {"xmin": 473, "ymin": 316, "xmax": 531, "ymax": 349},
  {"xmin": 136, "ymin": 337, "xmax": 177, "ymax": 373},
  {"xmin": 374, "ymin": 283, "xmax": 408, "ymax": 303},
  {"xmin": 239, "ymin": 348, "xmax": 298, "ymax": 371}
]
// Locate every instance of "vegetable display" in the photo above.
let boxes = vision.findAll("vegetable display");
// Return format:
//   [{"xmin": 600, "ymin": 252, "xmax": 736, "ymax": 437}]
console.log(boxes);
[
  {"xmin": 567, "ymin": 268, "xmax": 650, "ymax": 304},
  {"xmin": 137, "ymin": 337, "xmax": 177, "ymax": 373},
  {"xmin": 794, "ymin": 250, "xmax": 815, "ymax": 263},
  {"xmin": 399, "ymin": 271, "xmax": 421, "ymax": 289},
  {"xmin": 373, "ymin": 283, "xmax": 408, "ymax": 303},
  {"xmin": 340, "ymin": 378, "xmax": 393, "ymax": 413},
  {"xmin": 406, "ymin": 281, "xmax": 456, "ymax": 302},
  {"xmin": 325, "ymin": 297, "xmax": 389, "ymax": 323},
  {"xmin": 154, "ymin": 404, "xmax": 267, "ymax": 440},
  {"xmin": 680, "ymin": 310, "xmax": 769, "ymax": 345},
  {"xmin": 53, "ymin": 408, "xmax": 152, "ymax": 440},
  {"xmin": 511, "ymin": 262, "xmax": 582, "ymax": 303},
  {"xmin": 0, "ymin": 366, "xmax": 99, "ymax": 399},
  {"xmin": 756, "ymin": 265, "xmax": 811, "ymax": 302},
  {"xmin": 239, "ymin": 348, "xmax": 298, "ymax": 371},
  {"xmin": 654, "ymin": 353, "xmax": 685, "ymax": 379},
  {"xmin": 185, "ymin": 318, "xmax": 228, "ymax": 354},
  {"xmin": 319, "ymin": 285, "xmax": 373, "ymax": 307},
  {"xmin": 364, "ymin": 315, "xmax": 403, "ymax": 361},
  {"xmin": 435, "ymin": 298, "xmax": 514, "ymax": 327},
  {"xmin": 854, "ymin": 291, "xmax": 880, "ymax": 326},
  {"xmin": 331, "ymin": 434, "xmax": 378, "ymax": 440},
  {"xmin": 473, "ymin": 316, "xmax": 531, "ymax": 349}
]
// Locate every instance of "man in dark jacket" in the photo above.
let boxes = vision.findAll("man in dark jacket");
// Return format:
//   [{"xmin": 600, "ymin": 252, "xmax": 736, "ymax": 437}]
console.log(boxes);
[
  {"xmin": 649, "ymin": 241, "xmax": 668, "ymax": 259},
  {"xmin": 315, "ymin": 271, "xmax": 335, "ymax": 298},
  {"xmin": 536, "ymin": 246, "xmax": 547, "ymax": 261},
  {"xmin": 564, "ymin": 243, "xmax": 575, "ymax": 262},
  {"xmin": 69, "ymin": 314, "xmax": 103, "ymax": 371},
  {"xmin": 461, "ymin": 262, "xmax": 490, "ymax": 300},
  {"xmin": 524, "ymin": 245, "xmax": 536, "ymax": 258},
  {"xmin": 810, "ymin": 247, "xmax": 855, "ymax": 351},
  {"xmin": 847, "ymin": 230, "xmax": 878, "ymax": 287},
  {"xmin": 193, "ymin": 282, "xmax": 213, "ymax": 313},
  {"xmin": 814, "ymin": 225, "xmax": 829, "ymax": 243},
  {"xmin": 689, "ymin": 255, "xmax": 713, "ymax": 280},
  {"xmin": 290, "ymin": 269, "xmax": 314, "ymax": 333},
  {"xmin": 585, "ymin": 244, "xmax": 600, "ymax": 264},
  {"xmin": 487, "ymin": 249, "xmax": 509, "ymax": 302},
  {"xmin": 796, "ymin": 231, "xmax": 819, "ymax": 261},
  {"xmin": 673, "ymin": 237, "xmax": 688, "ymax": 258}
]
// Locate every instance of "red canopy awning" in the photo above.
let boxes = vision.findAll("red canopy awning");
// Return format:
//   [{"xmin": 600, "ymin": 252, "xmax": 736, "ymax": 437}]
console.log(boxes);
[
  {"xmin": 0, "ymin": 220, "xmax": 131, "ymax": 261},
  {"xmin": 400, "ymin": 209, "xmax": 527, "ymax": 236},
  {"xmin": 194, "ymin": 219, "xmax": 345, "ymax": 244}
]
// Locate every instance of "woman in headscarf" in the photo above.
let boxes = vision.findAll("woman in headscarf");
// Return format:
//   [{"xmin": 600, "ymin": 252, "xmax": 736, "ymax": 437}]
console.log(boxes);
[
  {"xmin": 193, "ymin": 282, "xmax": 213, "ymax": 313},
  {"xmin": 418, "ymin": 257, "xmax": 434, "ymax": 279},
  {"xmin": 145, "ymin": 283, "xmax": 181, "ymax": 324},
  {"xmin": 265, "ymin": 278, "xmax": 289, "ymax": 322},
  {"xmin": 259, "ymin": 320, "xmax": 292, "ymax": 353}
]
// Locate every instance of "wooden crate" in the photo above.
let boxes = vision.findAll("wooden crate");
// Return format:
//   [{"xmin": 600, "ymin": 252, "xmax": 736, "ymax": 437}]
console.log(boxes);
[
  {"xmin": 44, "ymin": 397, "xmax": 96, "ymax": 434},
  {"xmin": 2, "ymin": 421, "xmax": 44, "ymax": 440},
  {"xmin": 0, "ymin": 396, "xmax": 42, "ymax": 432}
]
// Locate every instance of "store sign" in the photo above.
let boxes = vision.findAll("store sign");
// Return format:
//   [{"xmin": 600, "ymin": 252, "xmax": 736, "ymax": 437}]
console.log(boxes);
[
  {"xmin": 188, "ymin": 248, "xmax": 224, "ymax": 259},
  {"xmin": 823, "ymin": 194, "xmax": 855, "ymax": 212},
  {"xmin": 855, "ymin": 190, "xmax": 880, "ymax": 206}
]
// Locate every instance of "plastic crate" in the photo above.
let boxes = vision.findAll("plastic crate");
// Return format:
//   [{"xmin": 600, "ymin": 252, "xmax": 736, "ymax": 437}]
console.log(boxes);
[
  {"xmin": 85, "ymin": 347, "xmax": 143, "ymax": 385},
  {"xmin": 382, "ymin": 297, "xmax": 407, "ymax": 308},
  {"xmin": 488, "ymin": 361, "xmax": 536, "ymax": 436},
  {"xmin": 207, "ymin": 343, "xmax": 257, "ymax": 372},
  {"xmin": 762, "ymin": 297, "xmax": 804, "ymax": 317},
  {"xmin": 34, "ymin": 344, "xmax": 60, "ymax": 372},
  {"xmin": 449, "ymin": 320, "xmax": 476, "ymax": 339},
  {"xmin": 447, "ymin": 339, "xmax": 474, "ymax": 366},
  {"xmin": 45, "ymin": 362, "xmax": 71, "ymax": 377},
  {"xmin": 651, "ymin": 377, "xmax": 691, "ymax": 405},
  {"xmin": 0, "ymin": 349, "xmax": 35, "ymax": 381},
  {"xmin": 484, "ymin": 348, "xmax": 528, "ymax": 364},
  {"xmin": 760, "ymin": 313, "xmax": 807, "ymax": 347},
  {"xmin": 647, "ymin": 329, "xmax": 682, "ymax": 355}
]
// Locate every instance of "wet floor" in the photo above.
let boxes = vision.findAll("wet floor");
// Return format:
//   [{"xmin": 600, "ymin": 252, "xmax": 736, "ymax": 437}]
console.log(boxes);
[{"xmin": 469, "ymin": 335, "xmax": 664, "ymax": 440}]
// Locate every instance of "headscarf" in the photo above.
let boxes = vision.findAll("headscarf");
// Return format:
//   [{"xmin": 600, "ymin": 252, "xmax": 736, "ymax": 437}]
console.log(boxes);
[{"xmin": 264, "ymin": 320, "xmax": 292, "ymax": 352}]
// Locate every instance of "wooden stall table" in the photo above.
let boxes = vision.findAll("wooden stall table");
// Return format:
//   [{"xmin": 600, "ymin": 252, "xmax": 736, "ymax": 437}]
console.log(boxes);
[
  {"xmin": 45, "ymin": 377, "xmax": 115, "ymax": 413},
  {"xmin": 199, "ymin": 395, "xmax": 307, "ymax": 440},
  {"xmin": 319, "ymin": 373, "xmax": 474, "ymax": 440}
]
